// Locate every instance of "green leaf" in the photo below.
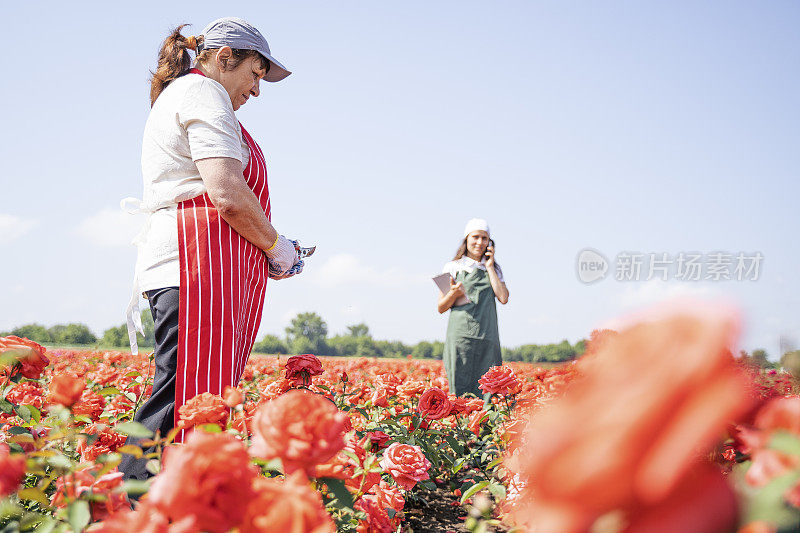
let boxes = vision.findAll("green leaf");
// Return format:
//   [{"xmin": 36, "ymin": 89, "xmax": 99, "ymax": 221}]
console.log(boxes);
[
  {"xmin": 47, "ymin": 454, "xmax": 73, "ymax": 470},
  {"xmin": 31, "ymin": 516, "xmax": 56, "ymax": 533},
  {"xmin": 743, "ymin": 470, "xmax": 800, "ymax": 526},
  {"xmin": 67, "ymin": 500, "xmax": 90, "ymax": 532},
  {"xmin": 16, "ymin": 405, "xmax": 31, "ymax": 422},
  {"xmin": 145, "ymin": 459, "xmax": 161, "ymax": 475},
  {"xmin": 197, "ymin": 424, "xmax": 222, "ymax": 434},
  {"xmin": 419, "ymin": 480, "xmax": 436, "ymax": 491},
  {"xmin": 7, "ymin": 426, "xmax": 29, "ymax": 435},
  {"xmin": 114, "ymin": 421, "xmax": 153, "ymax": 439},
  {"xmin": 320, "ymin": 477, "xmax": 354, "ymax": 509},
  {"xmin": 444, "ymin": 435, "xmax": 464, "ymax": 455},
  {"xmin": 98, "ymin": 387, "xmax": 121, "ymax": 396},
  {"xmin": 120, "ymin": 479, "xmax": 151, "ymax": 496},
  {"xmin": 0, "ymin": 500, "xmax": 23, "ymax": 521},
  {"xmin": 0, "ymin": 399, "xmax": 12, "ymax": 414},
  {"xmin": 17, "ymin": 488, "xmax": 50, "ymax": 507},
  {"xmin": 460, "ymin": 480, "xmax": 490, "ymax": 505},
  {"xmin": 487, "ymin": 482, "xmax": 506, "ymax": 501},
  {"xmin": 769, "ymin": 431, "xmax": 800, "ymax": 457},
  {"xmin": 451, "ymin": 457, "xmax": 466, "ymax": 474},
  {"xmin": 116, "ymin": 445, "xmax": 143, "ymax": 459}
]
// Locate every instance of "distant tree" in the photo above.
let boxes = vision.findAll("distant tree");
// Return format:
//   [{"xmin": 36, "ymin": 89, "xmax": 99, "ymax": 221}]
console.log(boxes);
[
  {"xmin": 749, "ymin": 349, "xmax": 770, "ymax": 368},
  {"xmin": 431, "ymin": 341, "xmax": 444, "ymax": 360},
  {"xmin": 327, "ymin": 335, "xmax": 359, "ymax": 357},
  {"xmin": 346, "ymin": 323, "xmax": 370, "ymax": 338},
  {"xmin": 99, "ymin": 310, "xmax": 154, "ymax": 349},
  {"xmin": 48, "ymin": 323, "xmax": 97, "ymax": 345},
  {"xmin": 10, "ymin": 323, "xmax": 52, "ymax": 344},
  {"xmin": 253, "ymin": 334, "xmax": 288, "ymax": 354},
  {"xmin": 101, "ymin": 325, "xmax": 128, "ymax": 348},
  {"xmin": 412, "ymin": 341, "xmax": 434, "ymax": 359},
  {"xmin": 285, "ymin": 312, "xmax": 328, "ymax": 354}
]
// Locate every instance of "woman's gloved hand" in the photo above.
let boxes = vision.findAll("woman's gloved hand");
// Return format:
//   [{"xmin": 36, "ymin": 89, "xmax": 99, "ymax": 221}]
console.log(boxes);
[{"xmin": 266, "ymin": 235, "xmax": 299, "ymax": 276}]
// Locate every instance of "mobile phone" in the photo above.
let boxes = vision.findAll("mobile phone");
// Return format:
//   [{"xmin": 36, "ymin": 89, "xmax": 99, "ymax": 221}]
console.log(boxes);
[{"xmin": 484, "ymin": 239, "xmax": 495, "ymax": 259}]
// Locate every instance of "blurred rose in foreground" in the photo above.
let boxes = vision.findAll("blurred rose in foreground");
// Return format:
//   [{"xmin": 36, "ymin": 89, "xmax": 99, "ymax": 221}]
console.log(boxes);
[
  {"xmin": 48, "ymin": 374, "xmax": 86, "ymax": 407},
  {"xmin": 0, "ymin": 335, "xmax": 49, "ymax": 379},
  {"xmin": 504, "ymin": 310, "xmax": 753, "ymax": 532},
  {"xmin": 239, "ymin": 473, "xmax": 335, "ymax": 533},
  {"xmin": 147, "ymin": 431, "xmax": 257, "ymax": 532}
]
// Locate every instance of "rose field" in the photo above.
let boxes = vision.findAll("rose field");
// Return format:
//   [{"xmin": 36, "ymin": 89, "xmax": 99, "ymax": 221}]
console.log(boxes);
[{"xmin": 2, "ymin": 314, "xmax": 800, "ymax": 532}]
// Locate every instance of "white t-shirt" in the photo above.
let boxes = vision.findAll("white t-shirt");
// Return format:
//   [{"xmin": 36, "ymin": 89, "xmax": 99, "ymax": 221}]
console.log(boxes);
[
  {"xmin": 132, "ymin": 73, "xmax": 250, "ymax": 292},
  {"xmin": 442, "ymin": 256, "xmax": 505, "ymax": 283}
]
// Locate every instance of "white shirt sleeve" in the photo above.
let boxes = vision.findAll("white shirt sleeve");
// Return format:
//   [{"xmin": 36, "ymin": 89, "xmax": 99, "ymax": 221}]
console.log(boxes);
[{"xmin": 180, "ymin": 79, "xmax": 244, "ymax": 163}]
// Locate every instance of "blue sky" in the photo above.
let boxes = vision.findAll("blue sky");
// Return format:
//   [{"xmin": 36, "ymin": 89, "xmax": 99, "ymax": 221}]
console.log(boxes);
[{"xmin": 1, "ymin": 1, "xmax": 798, "ymax": 358}]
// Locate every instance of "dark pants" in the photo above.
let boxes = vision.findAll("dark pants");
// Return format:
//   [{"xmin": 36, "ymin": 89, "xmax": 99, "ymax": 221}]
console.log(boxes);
[{"xmin": 118, "ymin": 287, "xmax": 180, "ymax": 481}]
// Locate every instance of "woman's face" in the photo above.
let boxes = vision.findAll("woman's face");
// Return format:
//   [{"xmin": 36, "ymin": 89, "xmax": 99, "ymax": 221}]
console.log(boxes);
[
  {"xmin": 218, "ymin": 53, "xmax": 268, "ymax": 111},
  {"xmin": 466, "ymin": 230, "xmax": 490, "ymax": 259}
]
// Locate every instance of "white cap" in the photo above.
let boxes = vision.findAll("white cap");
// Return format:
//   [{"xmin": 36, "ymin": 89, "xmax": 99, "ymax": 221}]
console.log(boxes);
[{"xmin": 463, "ymin": 218, "xmax": 490, "ymax": 238}]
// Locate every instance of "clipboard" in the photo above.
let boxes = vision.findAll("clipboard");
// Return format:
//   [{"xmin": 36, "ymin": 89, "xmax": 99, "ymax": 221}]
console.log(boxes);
[{"xmin": 433, "ymin": 273, "xmax": 471, "ymax": 306}]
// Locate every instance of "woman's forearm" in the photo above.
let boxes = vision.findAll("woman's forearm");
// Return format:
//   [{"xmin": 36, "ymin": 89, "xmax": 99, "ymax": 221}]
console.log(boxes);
[
  {"xmin": 197, "ymin": 157, "xmax": 278, "ymax": 253},
  {"xmin": 437, "ymin": 291, "xmax": 459, "ymax": 314}
]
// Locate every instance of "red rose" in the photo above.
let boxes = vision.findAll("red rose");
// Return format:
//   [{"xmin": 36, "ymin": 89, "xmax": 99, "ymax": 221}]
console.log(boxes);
[
  {"xmin": 177, "ymin": 392, "xmax": 229, "ymax": 431},
  {"xmin": 0, "ymin": 443, "xmax": 26, "ymax": 497},
  {"xmin": 148, "ymin": 431, "xmax": 258, "ymax": 532},
  {"xmin": 285, "ymin": 354, "xmax": 324, "ymax": 386},
  {"xmin": 361, "ymin": 430, "xmax": 391, "ymax": 452},
  {"xmin": 479, "ymin": 365, "xmax": 522, "ymax": 396},
  {"xmin": 5, "ymin": 381, "xmax": 45, "ymax": 409},
  {"xmin": 249, "ymin": 389, "xmax": 348, "ymax": 476},
  {"xmin": 0, "ymin": 335, "xmax": 49, "ymax": 379},
  {"xmin": 379, "ymin": 442, "xmax": 432, "ymax": 490},
  {"xmin": 48, "ymin": 374, "xmax": 85, "ymax": 407},
  {"xmin": 417, "ymin": 387, "xmax": 452, "ymax": 420},
  {"xmin": 72, "ymin": 389, "xmax": 107, "ymax": 421}
]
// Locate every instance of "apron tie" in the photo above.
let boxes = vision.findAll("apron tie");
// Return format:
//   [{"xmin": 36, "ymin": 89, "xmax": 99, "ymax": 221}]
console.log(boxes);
[{"xmin": 121, "ymin": 197, "xmax": 151, "ymax": 355}]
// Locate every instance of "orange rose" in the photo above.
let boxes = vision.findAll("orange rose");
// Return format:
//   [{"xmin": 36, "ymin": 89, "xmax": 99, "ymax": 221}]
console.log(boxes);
[
  {"xmin": 505, "ymin": 312, "xmax": 752, "ymax": 531},
  {"xmin": 48, "ymin": 374, "xmax": 85, "ymax": 407},
  {"xmin": 91, "ymin": 501, "xmax": 170, "ymax": 533},
  {"xmin": 51, "ymin": 466, "xmax": 129, "ymax": 521},
  {"xmin": 239, "ymin": 473, "xmax": 335, "ymax": 533},
  {"xmin": 0, "ymin": 443, "xmax": 26, "ymax": 497},
  {"xmin": 177, "ymin": 392, "xmax": 229, "ymax": 431},
  {"xmin": 417, "ymin": 387, "xmax": 452, "ymax": 420},
  {"xmin": 284, "ymin": 354, "xmax": 324, "ymax": 386},
  {"xmin": 379, "ymin": 442, "xmax": 431, "ymax": 490},
  {"xmin": 148, "ymin": 431, "xmax": 257, "ymax": 532},
  {"xmin": 222, "ymin": 385, "xmax": 244, "ymax": 408},
  {"xmin": 249, "ymin": 389, "xmax": 348, "ymax": 476},
  {"xmin": 314, "ymin": 436, "xmax": 380, "ymax": 494},
  {"xmin": 72, "ymin": 389, "xmax": 107, "ymax": 421},
  {"xmin": 478, "ymin": 365, "xmax": 522, "ymax": 396}
]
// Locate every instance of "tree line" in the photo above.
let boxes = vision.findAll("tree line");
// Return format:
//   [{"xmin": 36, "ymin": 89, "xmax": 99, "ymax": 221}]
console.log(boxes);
[{"xmin": 3, "ymin": 312, "xmax": 779, "ymax": 366}]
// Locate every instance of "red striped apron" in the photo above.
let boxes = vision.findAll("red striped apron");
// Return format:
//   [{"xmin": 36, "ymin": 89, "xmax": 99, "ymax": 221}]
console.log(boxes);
[{"xmin": 175, "ymin": 74, "xmax": 270, "ymax": 440}]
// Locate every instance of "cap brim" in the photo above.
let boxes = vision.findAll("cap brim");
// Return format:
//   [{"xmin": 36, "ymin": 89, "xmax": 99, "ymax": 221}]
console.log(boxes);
[{"xmin": 260, "ymin": 51, "xmax": 291, "ymax": 82}]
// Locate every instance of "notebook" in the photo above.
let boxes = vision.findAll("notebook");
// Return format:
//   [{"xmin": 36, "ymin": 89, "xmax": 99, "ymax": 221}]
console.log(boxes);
[{"xmin": 432, "ymin": 273, "xmax": 471, "ymax": 306}]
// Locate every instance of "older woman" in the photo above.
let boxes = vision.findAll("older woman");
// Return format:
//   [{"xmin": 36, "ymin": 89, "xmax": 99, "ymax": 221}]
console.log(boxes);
[
  {"xmin": 121, "ymin": 17, "xmax": 300, "ymax": 479},
  {"xmin": 438, "ymin": 219, "xmax": 509, "ymax": 398}
]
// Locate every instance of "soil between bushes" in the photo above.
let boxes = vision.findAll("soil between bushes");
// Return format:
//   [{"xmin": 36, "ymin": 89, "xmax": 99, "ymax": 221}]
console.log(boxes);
[{"xmin": 402, "ymin": 484, "xmax": 509, "ymax": 532}]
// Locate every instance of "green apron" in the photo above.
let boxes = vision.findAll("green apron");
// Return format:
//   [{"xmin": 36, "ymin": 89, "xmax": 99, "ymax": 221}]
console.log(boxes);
[{"xmin": 443, "ymin": 267, "xmax": 502, "ymax": 397}]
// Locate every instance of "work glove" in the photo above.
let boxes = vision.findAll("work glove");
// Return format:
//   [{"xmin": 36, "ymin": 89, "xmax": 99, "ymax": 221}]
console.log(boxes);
[{"xmin": 266, "ymin": 235, "xmax": 299, "ymax": 276}]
